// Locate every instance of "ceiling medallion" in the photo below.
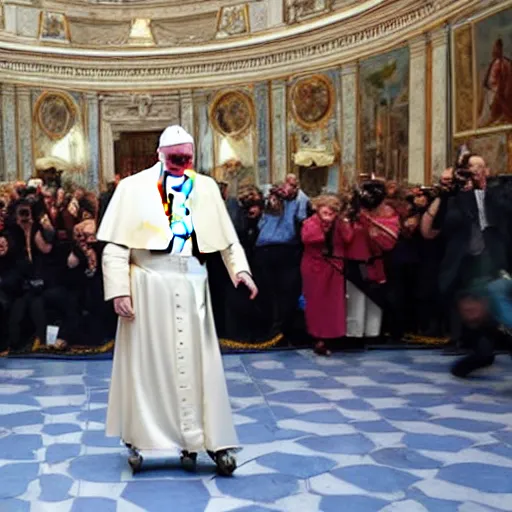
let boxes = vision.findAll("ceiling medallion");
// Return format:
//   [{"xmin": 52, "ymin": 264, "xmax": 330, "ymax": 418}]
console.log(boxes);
[
  {"xmin": 290, "ymin": 74, "xmax": 334, "ymax": 129},
  {"xmin": 209, "ymin": 90, "xmax": 254, "ymax": 139},
  {"xmin": 34, "ymin": 91, "xmax": 77, "ymax": 141}
]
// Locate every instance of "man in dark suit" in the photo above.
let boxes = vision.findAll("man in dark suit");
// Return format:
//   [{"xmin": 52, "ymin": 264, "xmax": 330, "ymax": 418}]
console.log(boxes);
[{"xmin": 427, "ymin": 154, "xmax": 511, "ymax": 376}]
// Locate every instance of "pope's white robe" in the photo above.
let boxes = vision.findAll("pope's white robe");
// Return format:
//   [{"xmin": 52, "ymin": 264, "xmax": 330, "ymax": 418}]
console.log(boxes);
[{"xmin": 97, "ymin": 164, "xmax": 250, "ymax": 452}]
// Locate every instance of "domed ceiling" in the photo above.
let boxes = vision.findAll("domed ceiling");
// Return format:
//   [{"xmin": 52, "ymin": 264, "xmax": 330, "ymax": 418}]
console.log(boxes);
[
  {"xmin": 0, "ymin": 0, "xmax": 372, "ymax": 48},
  {"xmin": 0, "ymin": 0, "xmax": 482, "ymax": 89}
]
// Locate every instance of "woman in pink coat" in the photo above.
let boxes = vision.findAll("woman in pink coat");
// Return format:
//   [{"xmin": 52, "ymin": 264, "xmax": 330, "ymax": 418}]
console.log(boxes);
[{"xmin": 301, "ymin": 195, "xmax": 353, "ymax": 356}]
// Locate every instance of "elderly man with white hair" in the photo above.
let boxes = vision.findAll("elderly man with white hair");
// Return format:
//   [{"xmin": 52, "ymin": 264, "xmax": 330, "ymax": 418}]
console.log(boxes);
[{"xmin": 97, "ymin": 125, "xmax": 257, "ymax": 475}]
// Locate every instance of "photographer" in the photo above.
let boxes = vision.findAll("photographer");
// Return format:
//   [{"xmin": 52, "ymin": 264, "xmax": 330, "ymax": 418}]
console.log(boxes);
[
  {"xmin": 301, "ymin": 194, "xmax": 353, "ymax": 356},
  {"xmin": 254, "ymin": 177, "xmax": 310, "ymax": 338},
  {"xmin": 7, "ymin": 198, "xmax": 79, "ymax": 351},
  {"xmin": 66, "ymin": 219, "xmax": 115, "ymax": 345},
  {"xmin": 6, "ymin": 198, "xmax": 56, "ymax": 351},
  {"xmin": 421, "ymin": 153, "xmax": 512, "ymax": 376},
  {"xmin": 385, "ymin": 186, "xmax": 434, "ymax": 341},
  {"xmin": 344, "ymin": 180, "xmax": 401, "ymax": 342},
  {"xmin": 208, "ymin": 184, "xmax": 266, "ymax": 344}
]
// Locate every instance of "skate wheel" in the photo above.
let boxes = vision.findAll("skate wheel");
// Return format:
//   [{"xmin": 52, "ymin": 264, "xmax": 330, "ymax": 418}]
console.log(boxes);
[
  {"xmin": 217, "ymin": 452, "xmax": 236, "ymax": 477},
  {"xmin": 128, "ymin": 454, "xmax": 143, "ymax": 473},
  {"xmin": 209, "ymin": 450, "xmax": 236, "ymax": 477},
  {"xmin": 180, "ymin": 451, "xmax": 197, "ymax": 473}
]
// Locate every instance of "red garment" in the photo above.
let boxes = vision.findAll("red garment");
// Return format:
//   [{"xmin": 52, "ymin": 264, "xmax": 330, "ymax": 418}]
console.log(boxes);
[
  {"xmin": 301, "ymin": 215, "xmax": 353, "ymax": 339},
  {"xmin": 345, "ymin": 208, "xmax": 400, "ymax": 284},
  {"xmin": 484, "ymin": 56, "xmax": 512, "ymax": 123}
]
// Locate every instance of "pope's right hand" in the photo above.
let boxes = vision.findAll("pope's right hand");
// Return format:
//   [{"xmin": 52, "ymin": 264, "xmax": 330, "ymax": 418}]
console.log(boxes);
[{"xmin": 114, "ymin": 296, "xmax": 135, "ymax": 320}]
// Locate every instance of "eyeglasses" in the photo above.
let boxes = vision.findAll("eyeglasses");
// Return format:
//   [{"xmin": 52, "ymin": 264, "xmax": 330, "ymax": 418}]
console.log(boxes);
[{"xmin": 168, "ymin": 154, "xmax": 193, "ymax": 166}]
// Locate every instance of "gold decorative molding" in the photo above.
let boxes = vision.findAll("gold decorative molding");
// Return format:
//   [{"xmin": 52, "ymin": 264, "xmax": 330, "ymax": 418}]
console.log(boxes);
[
  {"xmin": 0, "ymin": 0, "xmax": 484, "ymax": 90},
  {"xmin": 209, "ymin": 89, "xmax": 254, "ymax": 139},
  {"xmin": 33, "ymin": 90, "xmax": 77, "ymax": 141},
  {"xmin": 450, "ymin": 0, "xmax": 512, "ymax": 138},
  {"xmin": 290, "ymin": 74, "xmax": 334, "ymax": 129},
  {"xmin": 38, "ymin": 11, "xmax": 70, "ymax": 44}
]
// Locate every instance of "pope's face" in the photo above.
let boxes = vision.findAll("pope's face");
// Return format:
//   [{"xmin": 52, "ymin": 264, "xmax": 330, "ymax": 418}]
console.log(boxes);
[{"xmin": 159, "ymin": 143, "xmax": 194, "ymax": 176}]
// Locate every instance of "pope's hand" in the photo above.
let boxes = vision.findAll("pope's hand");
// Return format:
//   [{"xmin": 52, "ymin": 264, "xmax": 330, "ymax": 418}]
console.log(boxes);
[
  {"xmin": 114, "ymin": 296, "xmax": 135, "ymax": 320},
  {"xmin": 235, "ymin": 271, "xmax": 258, "ymax": 300}
]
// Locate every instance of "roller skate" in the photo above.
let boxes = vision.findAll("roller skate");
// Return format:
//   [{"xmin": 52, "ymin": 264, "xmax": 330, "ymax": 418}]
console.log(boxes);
[
  {"xmin": 208, "ymin": 449, "xmax": 237, "ymax": 476},
  {"xmin": 127, "ymin": 445, "xmax": 144, "ymax": 474},
  {"xmin": 180, "ymin": 450, "xmax": 198, "ymax": 472}
]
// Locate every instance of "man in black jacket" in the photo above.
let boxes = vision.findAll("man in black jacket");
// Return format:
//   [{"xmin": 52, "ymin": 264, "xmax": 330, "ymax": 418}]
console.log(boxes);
[
  {"xmin": 427, "ymin": 154, "xmax": 511, "ymax": 376},
  {"xmin": 0, "ymin": 235, "xmax": 22, "ymax": 355}
]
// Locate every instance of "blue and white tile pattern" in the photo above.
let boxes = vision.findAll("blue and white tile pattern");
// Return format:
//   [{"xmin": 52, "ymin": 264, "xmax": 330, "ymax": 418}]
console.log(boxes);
[{"xmin": 1, "ymin": 350, "xmax": 512, "ymax": 511}]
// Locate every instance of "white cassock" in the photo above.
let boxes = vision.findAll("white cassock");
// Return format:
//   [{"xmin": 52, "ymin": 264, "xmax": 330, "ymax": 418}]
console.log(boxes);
[
  {"xmin": 345, "ymin": 282, "xmax": 382, "ymax": 338},
  {"xmin": 97, "ymin": 163, "xmax": 250, "ymax": 452}
]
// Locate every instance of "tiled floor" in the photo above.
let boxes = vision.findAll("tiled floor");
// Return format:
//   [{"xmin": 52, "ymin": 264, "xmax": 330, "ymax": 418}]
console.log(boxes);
[{"xmin": 1, "ymin": 350, "xmax": 512, "ymax": 512}]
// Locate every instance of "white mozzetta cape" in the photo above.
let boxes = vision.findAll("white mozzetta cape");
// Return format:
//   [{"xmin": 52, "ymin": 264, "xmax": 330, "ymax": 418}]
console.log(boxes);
[{"xmin": 97, "ymin": 163, "xmax": 250, "ymax": 299}]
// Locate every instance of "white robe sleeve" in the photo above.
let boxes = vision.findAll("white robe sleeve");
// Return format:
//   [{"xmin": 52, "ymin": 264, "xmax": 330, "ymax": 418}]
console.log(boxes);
[
  {"xmin": 102, "ymin": 243, "xmax": 131, "ymax": 301},
  {"xmin": 220, "ymin": 242, "xmax": 251, "ymax": 286}
]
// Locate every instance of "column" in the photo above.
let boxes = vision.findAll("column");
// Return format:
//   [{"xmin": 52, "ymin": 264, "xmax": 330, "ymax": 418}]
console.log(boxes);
[
  {"xmin": 16, "ymin": 87, "xmax": 33, "ymax": 180},
  {"xmin": 254, "ymin": 81, "xmax": 270, "ymax": 185},
  {"xmin": 86, "ymin": 93, "xmax": 100, "ymax": 190},
  {"xmin": 2, "ymin": 84, "xmax": 16, "ymax": 181},
  {"xmin": 194, "ymin": 91, "xmax": 214, "ymax": 175},
  {"xmin": 325, "ymin": 68, "xmax": 341, "ymax": 192},
  {"xmin": 430, "ymin": 26, "xmax": 449, "ymax": 181},
  {"xmin": 408, "ymin": 35, "xmax": 427, "ymax": 184},
  {"xmin": 341, "ymin": 63, "xmax": 357, "ymax": 184},
  {"xmin": 270, "ymin": 80, "xmax": 288, "ymax": 183},
  {"xmin": 180, "ymin": 90, "xmax": 194, "ymax": 139},
  {"xmin": 99, "ymin": 96, "xmax": 115, "ymax": 184}
]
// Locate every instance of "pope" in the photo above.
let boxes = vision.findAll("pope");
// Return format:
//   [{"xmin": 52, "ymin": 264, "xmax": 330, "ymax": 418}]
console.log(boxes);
[{"xmin": 97, "ymin": 125, "xmax": 257, "ymax": 475}]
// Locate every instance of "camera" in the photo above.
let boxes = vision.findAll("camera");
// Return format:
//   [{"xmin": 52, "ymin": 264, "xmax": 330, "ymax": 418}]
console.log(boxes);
[
  {"xmin": 347, "ymin": 180, "xmax": 387, "ymax": 221},
  {"xmin": 452, "ymin": 167, "xmax": 474, "ymax": 190},
  {"xmin": 448, "ymin": 144, "xmax": 475, "ymax": 193},
  {"xmin": 17, "ymin": 207, "xmax": 31, "ymax": 218}
]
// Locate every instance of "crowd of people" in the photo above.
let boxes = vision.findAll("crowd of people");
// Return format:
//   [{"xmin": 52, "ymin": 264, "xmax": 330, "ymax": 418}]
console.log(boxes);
[
  {"xmin": 0, "ymin": 176, "xmax": 117, "ymax": 355},
  {"xmin": 211, "ymin": 151, "xmax": 512, "ymax": 377},
  {"xmin": 1, "ymin": 148, "xmax": 511, "ymax": 378}
]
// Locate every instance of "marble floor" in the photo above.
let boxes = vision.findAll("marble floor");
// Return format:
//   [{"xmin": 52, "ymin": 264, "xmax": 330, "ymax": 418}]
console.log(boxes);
[{"xmin": 1, "ymin": 350, "xmax": 512, "ymax": 512}]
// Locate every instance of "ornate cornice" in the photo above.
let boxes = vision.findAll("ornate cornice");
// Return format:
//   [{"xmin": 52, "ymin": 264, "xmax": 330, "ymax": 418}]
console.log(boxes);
[
  {"xmin": 1, "ymin": 0, "xmax": 388, "ymax": 54},
  {"xmin": 0, "ymin": 0, "xmax": 483, "ymax": 90},
  {"xmin": 28, "ymin": 0, "xmax": 251, "ymax": 20}
]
